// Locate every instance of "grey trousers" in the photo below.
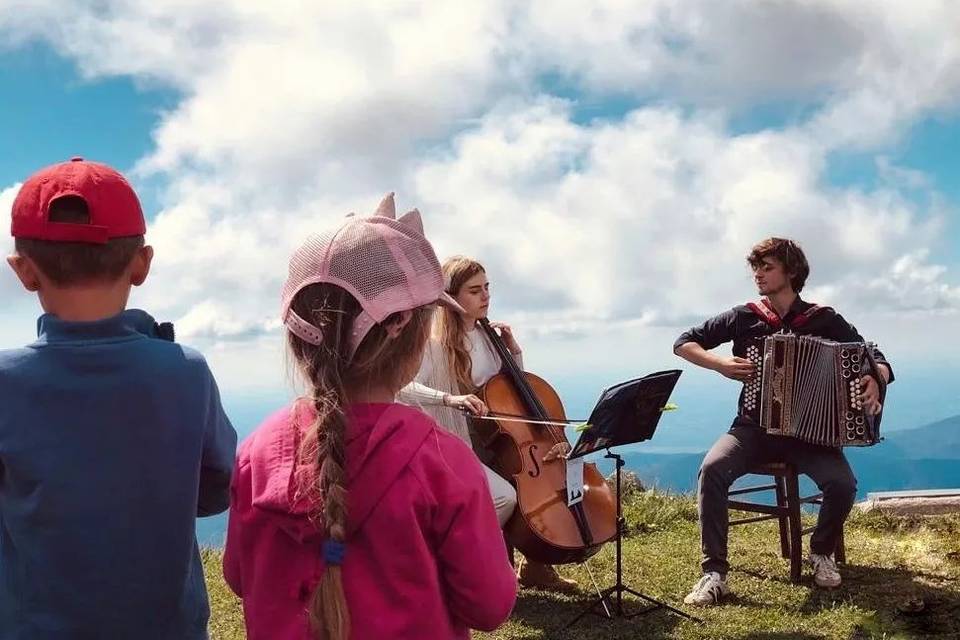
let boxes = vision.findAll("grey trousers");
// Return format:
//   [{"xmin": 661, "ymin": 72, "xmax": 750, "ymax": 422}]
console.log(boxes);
[{"xmin": 698, "ymin": 424, "xmax": 857, "ymax": 576}]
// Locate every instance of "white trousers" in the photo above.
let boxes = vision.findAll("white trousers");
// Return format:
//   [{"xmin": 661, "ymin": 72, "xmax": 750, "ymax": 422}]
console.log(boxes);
[{"xmin": 483, "ymin": 464, "xmax": 518, "ymax": 527}]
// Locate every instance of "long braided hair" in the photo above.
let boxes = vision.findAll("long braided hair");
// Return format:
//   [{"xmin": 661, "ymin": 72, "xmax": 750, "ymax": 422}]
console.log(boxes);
[
  {"xmin": 287, "ymin": 282, "xmax": 434, "ymax": 640},
  {"xmin": 434, "ymin": 256, "xmax": 486, "ymax": 394}
]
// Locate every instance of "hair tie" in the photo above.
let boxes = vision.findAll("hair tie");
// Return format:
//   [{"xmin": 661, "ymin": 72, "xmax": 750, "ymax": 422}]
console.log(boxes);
[{"xmin": 323, "ymin": 539, "xmax": 346, "ymax": 566}]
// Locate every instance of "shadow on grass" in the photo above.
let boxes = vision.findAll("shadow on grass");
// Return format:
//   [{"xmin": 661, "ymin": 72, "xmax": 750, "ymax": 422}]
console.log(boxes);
[
  {"xmin": 798, "ymin": 562, "xmax": 960, "ymax": 638},
  {"xmin": 733, "ymin": 566, "xmax": 795, "ymax": 587},
  {"xmin": 738, "ymin": 634, "xmax": 829, "ymax": 640},
  {"xmin": 506, "ymin": 588, "xmax": 685, "ymax": 640},
  {"xmin": 733, "ymin": 557, "xmax": 960, "ymax": 637}
]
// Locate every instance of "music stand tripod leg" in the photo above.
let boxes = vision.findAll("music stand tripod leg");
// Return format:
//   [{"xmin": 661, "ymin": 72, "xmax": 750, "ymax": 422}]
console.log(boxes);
[
  {"xmin": 565, "ymin": 452, "xmax": 701, "ymax": 628},
  {"xmin": 620, "ymin": 586, "xmax": 702, "ymax": 621}
]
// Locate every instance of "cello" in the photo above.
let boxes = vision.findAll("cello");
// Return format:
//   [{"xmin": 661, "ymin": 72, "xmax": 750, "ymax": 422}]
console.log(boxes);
[{"xmin": 475, "ymin": 318, "xmax": 617, "ymax": 564}]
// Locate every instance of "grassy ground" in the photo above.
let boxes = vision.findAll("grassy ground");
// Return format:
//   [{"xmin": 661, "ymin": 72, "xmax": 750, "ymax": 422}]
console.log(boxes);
[{"xmin": 203, "ymin": 490, "xmax": 960, "ymax": 639}]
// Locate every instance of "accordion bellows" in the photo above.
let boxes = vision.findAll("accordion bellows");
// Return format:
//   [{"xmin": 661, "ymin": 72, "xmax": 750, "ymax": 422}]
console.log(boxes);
[{"xmin": 742, "ymin": 334, "xmax": 886, "ymax": 447}]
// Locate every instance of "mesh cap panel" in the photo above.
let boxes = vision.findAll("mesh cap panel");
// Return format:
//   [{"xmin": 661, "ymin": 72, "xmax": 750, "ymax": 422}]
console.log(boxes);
[
  {"xmin": 326, "ymin": 225, "xmax": 409, "ymax": 302},
  {"xmin": 280, "ymin": 194, "xmax": 461, "ymax": 359}
]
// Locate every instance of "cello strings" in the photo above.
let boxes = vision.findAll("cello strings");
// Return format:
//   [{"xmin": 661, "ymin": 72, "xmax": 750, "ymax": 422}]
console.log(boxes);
[{"xmin": 477, "ymin": 317, "xmax": 567, "ymax": 448}]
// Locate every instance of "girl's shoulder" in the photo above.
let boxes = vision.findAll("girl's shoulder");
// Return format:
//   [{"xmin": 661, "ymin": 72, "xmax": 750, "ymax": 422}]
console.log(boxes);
[
  {"xmin": 237, "ymin": 404, "xmax": 297, "ymax": 462},
  {"xmin": 402, "ymin": 409, "xmax": 486, "ymax": 487},
  {"xmin": 230, "ymin": 404, "xmax": 305, "ymax": 517}
]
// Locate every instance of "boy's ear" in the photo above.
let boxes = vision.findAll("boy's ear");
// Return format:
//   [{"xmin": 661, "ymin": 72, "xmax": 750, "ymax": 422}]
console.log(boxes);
[
  {"xmin": 6, "ymin": 254, "xmax": 42, "ymax": 292},
  {"xmin": 130, "ymin": 245, "xmax": 154, "ymax": 287}
]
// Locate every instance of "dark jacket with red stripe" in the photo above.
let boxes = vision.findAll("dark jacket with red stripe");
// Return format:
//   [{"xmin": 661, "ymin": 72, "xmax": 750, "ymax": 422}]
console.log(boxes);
[{"xmin": 673, "ymin": 296, "xmax": 894, "ymax": 428}]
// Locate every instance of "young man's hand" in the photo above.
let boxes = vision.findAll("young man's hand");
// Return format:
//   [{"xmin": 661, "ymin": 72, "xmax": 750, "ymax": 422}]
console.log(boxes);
[
  {"xmin": 858, "ymin": 376, "xmax": 883, "ymax": 415},
  {"xmin": 715, "ymin": 356, "xmax": 756, "ymax": 382}
]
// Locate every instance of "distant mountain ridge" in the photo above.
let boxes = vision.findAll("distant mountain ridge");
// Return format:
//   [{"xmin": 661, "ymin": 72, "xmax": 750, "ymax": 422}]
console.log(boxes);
[
  {"xmin": 198, "ymin": 413, "xmax": 960, "ymax": 547},
  {"xmin": 878, "ymin": 414, "xmax": 960, "ymax": 460},
  {"xmin": 615, "ymin": 414, "xmax": 960, "ymax": 497}
]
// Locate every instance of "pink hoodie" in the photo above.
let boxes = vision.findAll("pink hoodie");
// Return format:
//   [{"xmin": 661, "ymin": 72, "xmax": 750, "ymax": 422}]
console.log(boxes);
[{"xmin": 223, "ymin": 402, "xmax": 517, "ymax": 639}]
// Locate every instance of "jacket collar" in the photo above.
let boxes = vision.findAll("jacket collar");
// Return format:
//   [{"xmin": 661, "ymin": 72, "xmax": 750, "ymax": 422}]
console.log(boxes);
[{"xmin": 34, "ymin": 309, "xmax": 158, "ymax": 345}]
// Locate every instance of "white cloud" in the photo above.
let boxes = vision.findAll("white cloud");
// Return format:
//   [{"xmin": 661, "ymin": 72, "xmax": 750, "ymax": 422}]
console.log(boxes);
[
  {"xmin": 514, "ymin": 2, "xmax": 960, "ymax": 140},
  {"xmin": 0, "ymin": 183, "xmax": 17, "ymax": 243},
  {"xmin": 851, "ymin": 250, "xmax": 960, "ymax": 312},
  {"xmin": 1, "ymin": 183, "xmax": 21, "ymax": 298},
  {"xmin": 1, "ymin": 0, "xmax": 959, "ymax": 383},
  {"xmin": 514, "ymin": 1, "xmax": 867, "ymax": 102},
  {"xmin": 173, "ymin": 301, "xmax": 279, "ymax": 342},
  {"xmin": 0, "ymin": 1, "xmax": 514, "ymax": 193},
  {"xmin": 413, "ymin": 101, "xmax": 952, "ymax": 326},
  {"xmin": 0, "ymin": 183, "xmax": 45, "ymax": 350},
  {"xmin": 875, "ymin": 157, "xmax": 932, "ymax": 191}
]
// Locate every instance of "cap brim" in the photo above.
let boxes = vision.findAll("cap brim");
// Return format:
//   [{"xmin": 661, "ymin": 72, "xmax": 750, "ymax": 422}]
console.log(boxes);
[{"xmin": 437, "ymin": 291, "xmax": 467, "ymax": 315}]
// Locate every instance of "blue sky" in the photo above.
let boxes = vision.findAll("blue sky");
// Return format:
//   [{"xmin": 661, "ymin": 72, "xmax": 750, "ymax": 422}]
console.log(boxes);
[
  {"xmin": 826, "ymin": 116, "xmax": 960, "ymax": 263},
  {"xmin": 2, "ymin": 3, "xmax": 960, "ymax": 453},
  {"xmin": 0, "ymin": 44, "xmax": 175, "ymax": 204}
]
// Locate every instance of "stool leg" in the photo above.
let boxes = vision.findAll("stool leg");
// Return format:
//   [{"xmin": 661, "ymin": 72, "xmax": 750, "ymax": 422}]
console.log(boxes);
[
  {"xmin": 785, "ymin": 472, "xmax": 803, "ymax": 584},
  {"xmin": 774, "ymin": 475, "xmax": 790, "ymax": 559},
  {"xmin": 835, "ymin": 529, "xmax": 846, "ymax": 564}
]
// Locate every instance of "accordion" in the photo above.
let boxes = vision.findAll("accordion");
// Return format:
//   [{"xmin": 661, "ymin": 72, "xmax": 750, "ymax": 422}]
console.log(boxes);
[{"xmin": 741, "ymin": 334, "xmax": 886, "ymax": 447}]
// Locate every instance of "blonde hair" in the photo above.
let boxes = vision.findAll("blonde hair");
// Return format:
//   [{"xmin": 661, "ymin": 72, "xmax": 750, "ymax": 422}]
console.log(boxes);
[
  {"xmin": 435, "ymin": 256, "xmax": 486, "ymax": 394},
  {"xmin": 287, "ymin": 282, "xmax": 433, "ymax": 640}
]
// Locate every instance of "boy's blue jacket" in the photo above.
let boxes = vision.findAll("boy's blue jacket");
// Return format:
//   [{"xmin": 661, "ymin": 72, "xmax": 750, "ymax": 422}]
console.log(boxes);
[{"xmin": 0, "ymin": 309, "xmax": 237, "ymax": 639}]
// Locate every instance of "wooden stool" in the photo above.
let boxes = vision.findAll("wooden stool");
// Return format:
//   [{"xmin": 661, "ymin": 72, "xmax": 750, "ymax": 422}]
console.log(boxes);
[{"xmin": 727, "ymin": 462, "xmax": 845, "ymax": 583}]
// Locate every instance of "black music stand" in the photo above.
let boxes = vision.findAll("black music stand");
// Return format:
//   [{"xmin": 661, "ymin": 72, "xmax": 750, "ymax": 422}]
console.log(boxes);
[{"xmin": 565, "ymin": 369, "xmax": 701, "ymax": 628}]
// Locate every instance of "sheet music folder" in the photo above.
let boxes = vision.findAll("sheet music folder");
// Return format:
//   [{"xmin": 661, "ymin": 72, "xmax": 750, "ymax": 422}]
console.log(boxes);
[{"xmin": 568, "ymin": 369, "xmax": 682, "ymax": 459}]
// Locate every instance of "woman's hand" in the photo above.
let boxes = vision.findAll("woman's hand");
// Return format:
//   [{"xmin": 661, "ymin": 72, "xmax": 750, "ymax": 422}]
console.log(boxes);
[
  {"xmin": 444, "ymin": 394, "xmax": 488, "ymax": 416},
  {"xmin": 542, "ymin": 442, "xmax": 571, "ymax": 463},
  {"xmin": 488, "ymin": 321, "xmax": 521, "ymax": 355}
]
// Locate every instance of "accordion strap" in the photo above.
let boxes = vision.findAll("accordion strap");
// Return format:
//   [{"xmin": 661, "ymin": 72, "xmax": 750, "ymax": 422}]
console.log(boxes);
[
  {"xmin": 790, "ymin": 304, "xmax": 825, "ymax": 327},
  {"xmin": 746, "ymin": 298, "xmax": 827, "ymax": 330},
  {"xmin": 746, "ymin": 298, "xmax": 783, "ymax": 329}
]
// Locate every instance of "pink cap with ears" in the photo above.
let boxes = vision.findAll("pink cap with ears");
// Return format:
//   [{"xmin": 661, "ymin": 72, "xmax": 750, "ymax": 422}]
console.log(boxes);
[{"xmin": 281, "ymin": 193, "xmax": 463, "ymax": 358}]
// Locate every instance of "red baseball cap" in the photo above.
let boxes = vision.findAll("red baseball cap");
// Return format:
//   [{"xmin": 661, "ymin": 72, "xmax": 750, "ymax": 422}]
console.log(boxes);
[{"xmin": 10, "ymin": 157, "xmax": 145, "ymax": 244}]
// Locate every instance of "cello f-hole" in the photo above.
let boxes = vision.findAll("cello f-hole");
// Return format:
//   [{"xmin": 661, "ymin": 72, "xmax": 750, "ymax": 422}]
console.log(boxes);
[
  {"xmin": 478, "ymin": 317, "xmax": 617, "ymax": 563},
  {"xmin": 527, "ymin": 445, "xmax": 541, "ymax": 478}
]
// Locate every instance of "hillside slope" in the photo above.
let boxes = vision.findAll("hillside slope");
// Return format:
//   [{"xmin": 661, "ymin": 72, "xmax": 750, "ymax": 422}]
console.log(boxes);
[{"xmin": 203, "ymin": 491, "xmax": 960, "ymax": 640}]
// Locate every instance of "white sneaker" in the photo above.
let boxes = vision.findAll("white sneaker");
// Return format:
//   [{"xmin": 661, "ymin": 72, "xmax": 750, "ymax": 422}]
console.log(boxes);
[
  {"xmin": 683, "ymin": 572, "xmax": 730, "ymax": 606},
  {"xmin": 809, "ymin": 554, "xmax": 841, "ymax": 588}
]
